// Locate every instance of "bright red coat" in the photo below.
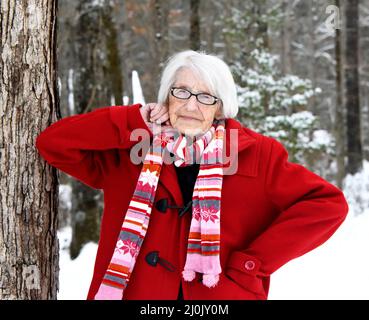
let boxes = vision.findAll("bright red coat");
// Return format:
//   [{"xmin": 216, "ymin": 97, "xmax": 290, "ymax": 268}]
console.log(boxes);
[{"xmin": 35, "ymin": 103, "xmax": 349, "ymax": 300}]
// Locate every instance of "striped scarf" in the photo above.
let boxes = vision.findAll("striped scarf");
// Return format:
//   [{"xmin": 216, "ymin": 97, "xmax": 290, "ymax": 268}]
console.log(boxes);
[{"xmin": 94, "ymin": 120, "xmax": 225, "ymax": 300}]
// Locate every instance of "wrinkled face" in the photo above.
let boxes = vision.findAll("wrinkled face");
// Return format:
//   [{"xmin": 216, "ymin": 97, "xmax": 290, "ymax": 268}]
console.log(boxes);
[{"xmin": 168, "ymin": 68, "xmax": 222, "ymax": 137}]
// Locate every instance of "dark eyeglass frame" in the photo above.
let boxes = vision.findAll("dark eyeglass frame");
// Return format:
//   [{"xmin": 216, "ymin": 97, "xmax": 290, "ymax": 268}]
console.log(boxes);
[{"xmin": 170, "ymin": 87, "xmax": 220, "ymax": 106}]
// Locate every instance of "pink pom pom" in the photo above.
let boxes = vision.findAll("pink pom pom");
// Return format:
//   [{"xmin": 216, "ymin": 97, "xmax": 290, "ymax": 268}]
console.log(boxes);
[
  {"xmin": 182, "ymin": 270, "xmax": 196, "ymax": 281},
  {"xmin": 202, "ymin": 274, "xmax": 219, "ymax": 288}
]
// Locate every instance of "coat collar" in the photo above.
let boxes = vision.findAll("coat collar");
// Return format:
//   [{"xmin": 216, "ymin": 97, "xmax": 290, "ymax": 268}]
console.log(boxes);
[{"xmin": 159, "ymin": 118, "xmax": 258, "ymax": 207}]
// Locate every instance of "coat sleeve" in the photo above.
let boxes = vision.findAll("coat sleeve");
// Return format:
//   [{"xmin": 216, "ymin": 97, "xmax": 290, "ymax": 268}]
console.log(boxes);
[
  {"xmin": 225, "ymin": 138, "xmax": 349, "ymax": 296},
  {"xmin": 35, "ymin": 103, "xmax": 151, "ymax": 190}
]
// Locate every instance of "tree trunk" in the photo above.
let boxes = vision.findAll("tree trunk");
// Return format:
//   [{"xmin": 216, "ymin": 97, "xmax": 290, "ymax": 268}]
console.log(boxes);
[
  {"xmin": 102, "ymin": 8, "xmax": 124, "ymax": 106},
  {"xmin": 190, "ymin": 0, "xmax": 200, "ymax": 51},
  {"xmin": 69, "ymin": 180, "xmax": 102, "ymax": 259},
  {"xmin": 358, "ymin": 1, "xmax": 369, "ymax": 162},
  {"xmin": 308, "ymin": 0, "xmax": 318, "ymax": 114},
  {"xmin": 255, "ymin": 0, "xmax": 269, "ymax": 50},
  {"xmin": 74, "ymin": 0, "xmax": 121, "ymax": 114},
  {"xmin": 281, "ymin": 0, "xmax": 292, "ymax": 74},
  {"xmin": 122, "ymin": 0, "xmax": 169, "ymax": 103},
  {"xmin": 167, "ymin": 1, "xmax": 191, "ymax": 55},
  {"xmin": 344, "ymin": 0, "xmax": 362, "ymax": 174},
  {"xmin": 152, "ymin": 0, "xmax": 170, "ymax": 91},
  {"xmin": 334, "ymin": 0, "xmax": 345, "ymax": 189},
  {"xmin": 0, "ymin": 0, "xmax": 59, "ymax": 299}
]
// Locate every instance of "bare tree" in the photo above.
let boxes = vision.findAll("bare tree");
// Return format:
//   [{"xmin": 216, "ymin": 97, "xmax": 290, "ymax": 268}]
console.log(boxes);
[
  {"xmin": 334, "ymin": 0, "xmax": 345, "ymax": 188},
  {"xmin": 168, "ymin": 0, "xmax": 191, "ymax": 55},
  {"xmin": 359, "ymin": 0, "xmax": 369, "ymax": 161},
  {"xmin": 121, "ymin": 0, "xmax": 170, "ymax": 103},
  {"xmin": 280, "ymin": 0, "xmax": 293, "ymax": 74},
  {"xmin": 344, "ymin": 0, "xmax": 362, "ymax": 174},
  {"xmin": 190, "ymin": 0, "xmax": 200, "ymax": 50},
  {"xmin": 0, "ymin": 0, "xmax": 59, "ymax": 299},
  {"xmin": 152, "ymin": 0, "xmax": 170, "ymax": 89}
]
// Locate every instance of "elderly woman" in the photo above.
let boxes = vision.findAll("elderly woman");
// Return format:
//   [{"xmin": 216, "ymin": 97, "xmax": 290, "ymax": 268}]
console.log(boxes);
[{"xmin": 36, "ymin": 50, "xmax": 348, "ymax": 300}]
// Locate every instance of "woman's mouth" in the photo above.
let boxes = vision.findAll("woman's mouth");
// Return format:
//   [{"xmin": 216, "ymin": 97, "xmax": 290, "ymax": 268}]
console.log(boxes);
[{"xmin": 179, "ymin": 115, "xmax": 200, "ymax": 121}]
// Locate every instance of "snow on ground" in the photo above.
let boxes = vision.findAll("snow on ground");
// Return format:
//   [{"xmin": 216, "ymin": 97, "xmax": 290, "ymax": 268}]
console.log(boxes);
[
  {"xmin": 268, "ymin": 208, "xmax": 369, "ymax": 300},
  {"xmin": 269, "ymin": 161, "xmax": 369, "ymax": 300},
  {"xmin": 57, "ymin": 227, "xmax": 97, "ymax": 300}
]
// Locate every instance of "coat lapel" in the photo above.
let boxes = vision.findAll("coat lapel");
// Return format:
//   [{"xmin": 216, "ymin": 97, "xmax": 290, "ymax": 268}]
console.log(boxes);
[{"xmin": 223, "ymin": 118, "xmax": 257, "ymax": 175}]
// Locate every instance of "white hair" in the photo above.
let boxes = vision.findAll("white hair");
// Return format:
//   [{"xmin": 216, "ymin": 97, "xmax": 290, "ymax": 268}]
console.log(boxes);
[{"xmin": 157, "ymin": 50, "xmax": 239, "ymax": 118}]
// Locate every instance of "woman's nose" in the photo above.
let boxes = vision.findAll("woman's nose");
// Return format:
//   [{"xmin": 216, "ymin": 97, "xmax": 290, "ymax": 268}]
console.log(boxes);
[{"xmin": 184, "ymin": 95, "xmax": 198, "ymax": 111}]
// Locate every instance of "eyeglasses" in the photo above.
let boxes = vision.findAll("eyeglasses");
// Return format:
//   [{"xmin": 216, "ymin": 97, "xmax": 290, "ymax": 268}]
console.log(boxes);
[{"xmin": 170, "ymin": 87, "xmax": 220, "ymax": 106}]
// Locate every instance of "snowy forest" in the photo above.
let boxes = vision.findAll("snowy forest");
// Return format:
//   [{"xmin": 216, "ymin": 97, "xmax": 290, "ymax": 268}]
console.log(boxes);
[{"xmin": 1, "ymin": 0, "xmax": 369, "ymax": 300}]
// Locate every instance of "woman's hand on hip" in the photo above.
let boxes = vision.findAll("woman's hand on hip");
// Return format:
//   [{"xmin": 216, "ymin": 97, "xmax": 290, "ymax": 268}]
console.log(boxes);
[{"xmin": 140, "ymin": 103, "xmax": 170, "ymax": 130}]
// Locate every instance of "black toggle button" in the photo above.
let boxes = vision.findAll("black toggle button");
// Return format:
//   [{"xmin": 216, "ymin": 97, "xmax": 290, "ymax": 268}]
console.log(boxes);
[
  {"xmin": 155, "ymin": 198, "xmax": 179, "ymax": 213},
  {"xmin": 155, "ymin": 198, "xmax": 192, "ymax": 217},
  {"xmin": 145, "ymin": 251, "xmax": 175, "ymax": 272},
  {"xmin": 178, "ymin": 200, "xmax": 192, "ymax": 217}
]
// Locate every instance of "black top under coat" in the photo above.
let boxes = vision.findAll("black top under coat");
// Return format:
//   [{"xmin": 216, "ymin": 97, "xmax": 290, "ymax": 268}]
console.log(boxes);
[{"xmin": 173, "ymin": 162, "xmax": 200, "ymax": 300}]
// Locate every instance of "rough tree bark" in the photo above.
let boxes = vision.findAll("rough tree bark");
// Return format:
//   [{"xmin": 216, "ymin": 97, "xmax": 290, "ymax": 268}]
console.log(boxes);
[{"xmin": 0, "ymin": 0, "xmax": 59, "ymax": 299}]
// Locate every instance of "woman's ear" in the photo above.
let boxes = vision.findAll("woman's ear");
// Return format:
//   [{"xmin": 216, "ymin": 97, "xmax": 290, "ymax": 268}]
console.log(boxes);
[{"xmin": 214, "ymin": 105, "xmax": 223, "ymax": 120}]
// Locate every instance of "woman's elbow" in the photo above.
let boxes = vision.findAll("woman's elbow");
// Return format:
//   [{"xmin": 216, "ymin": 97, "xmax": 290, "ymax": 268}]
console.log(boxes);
[
  {"xmin": 332, "ymin": 188, "xmax": 350, "ymax": 222},
  {"xmin": 35, "ymin": 133, "xmax": 47, "ymax": 156},
  {"xmin": 35, "ymin": 131, "xmax": 57, "ymax": 163}
]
